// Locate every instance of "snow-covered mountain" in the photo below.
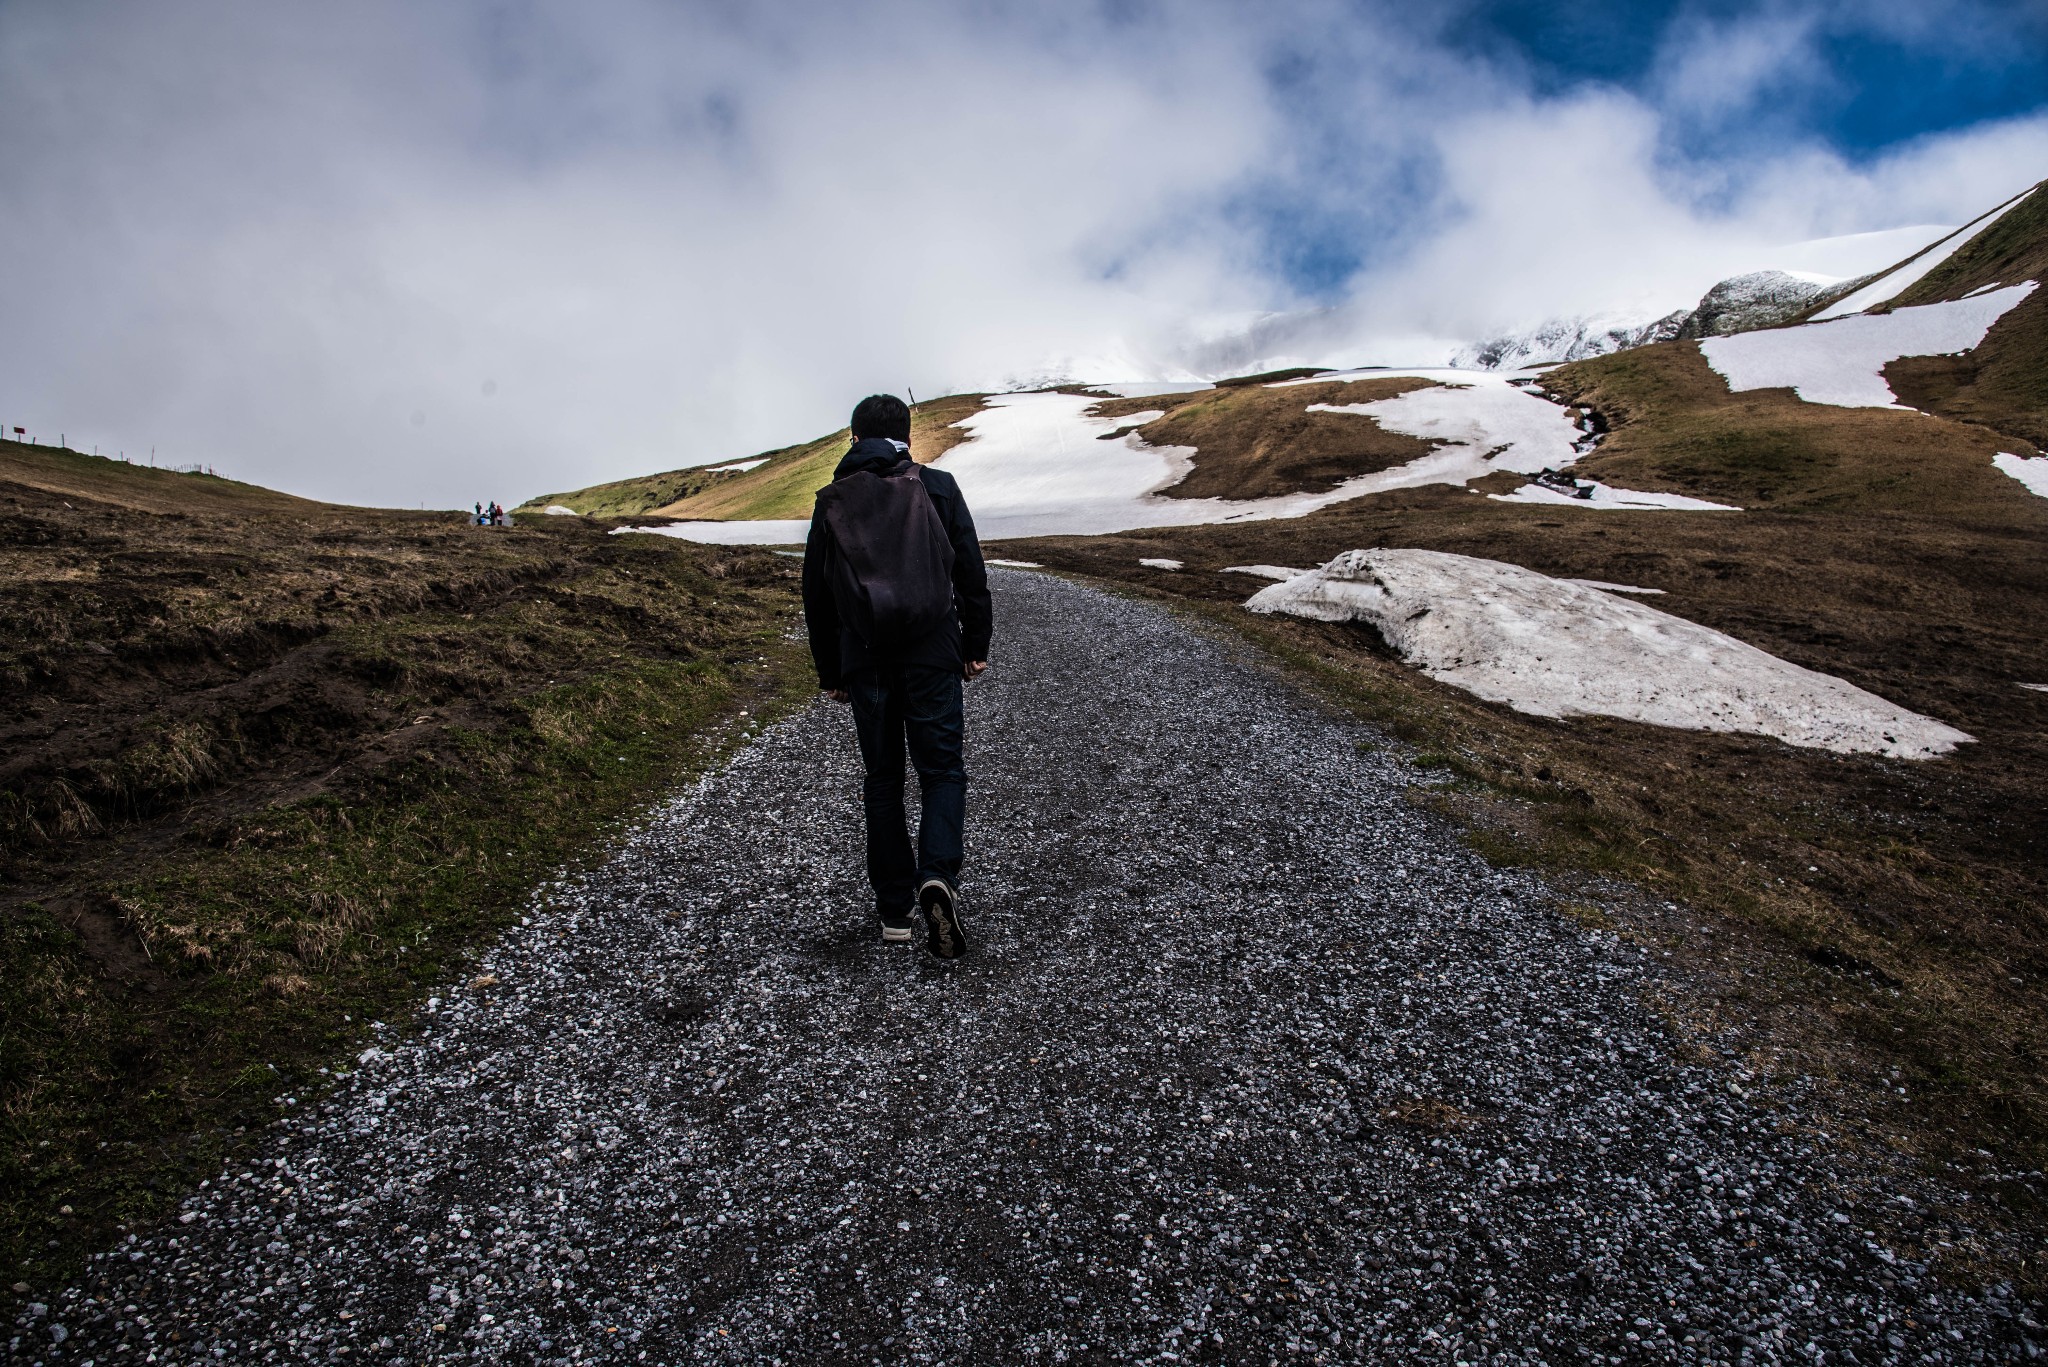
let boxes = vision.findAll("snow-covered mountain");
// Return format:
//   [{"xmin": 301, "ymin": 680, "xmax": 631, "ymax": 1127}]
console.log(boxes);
[
  {"xmin": 1449, "ymin": 269, "xmax": 1840, "ymax": 370},
  {"xmin": 1448, "ymin": 311, "xmax": 1689, "ymax": 370},
  {"xmin": 1673, "ymin": 271, "xmax": 1835, "ymax": 338}
]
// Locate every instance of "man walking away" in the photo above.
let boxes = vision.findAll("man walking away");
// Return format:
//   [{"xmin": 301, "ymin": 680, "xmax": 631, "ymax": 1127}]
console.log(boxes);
[{"xmin": 803, "ymin": 394, "xmax": 991, "ymax": 960}]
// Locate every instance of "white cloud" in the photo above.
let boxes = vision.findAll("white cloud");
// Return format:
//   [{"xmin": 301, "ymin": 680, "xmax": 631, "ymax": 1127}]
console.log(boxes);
[
  {"xmin": 0, "ymin": 1, "xmax": 1280, "ymax": 504},
  {"xmin": 1215, "ymin": 98, "xmax": 2048, "ymax": 370},
  {"xmin": 1654, "ymin": 10, "xmax": 1824, "ymax": 119},
  {"xmin": 0, "ymin": 1, "xmax": 2041, "ymax": 505}
]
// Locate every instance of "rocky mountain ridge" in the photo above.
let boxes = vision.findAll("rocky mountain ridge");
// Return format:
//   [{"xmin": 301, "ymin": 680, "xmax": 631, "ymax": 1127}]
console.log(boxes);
[{"xmin": 1451, "ymin": 268, "xmax": 1842, "ymax": 370}]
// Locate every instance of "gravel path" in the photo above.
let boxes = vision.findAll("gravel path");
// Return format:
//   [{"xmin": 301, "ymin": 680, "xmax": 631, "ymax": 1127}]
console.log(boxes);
[{"xmin": 17, "ymin": 570, "xmax": 2040, "ymax": 1364}]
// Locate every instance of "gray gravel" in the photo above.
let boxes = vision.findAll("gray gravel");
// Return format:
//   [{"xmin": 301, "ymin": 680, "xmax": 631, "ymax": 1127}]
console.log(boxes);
[{"xmin": 16, "ymin": 569, "xmax": 2043, "ymax": 1364}]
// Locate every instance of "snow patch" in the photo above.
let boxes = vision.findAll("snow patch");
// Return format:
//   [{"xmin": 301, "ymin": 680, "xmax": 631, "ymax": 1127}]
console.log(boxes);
[
  {"xmin": 924, "ymin": 386, "xmax": 1582, "ymax": 538},
  {"xmin": 1244, "ymin": 549, "xmax": 1971, "ymax": 759},
  {"xmin": 2018, "ymin": 683, "xmax": 2048, "ymax": 694},
  {"xmin": 1223, "ymin": 565, "xmax": 1310, "ymax": 581},
  {"xmin": 706, "ymin": 458, "xmax": 770, "ymax": 474},
  {"xmin": 1562, "ymin": 579, "xmax": 1665, "ymax": 595},
  {"xmin": 986, "ymin": 558, "xmax": 1045, "ymax": 569},
  {"xmin": 1813, "ymin": 188, "xmax": 2037, "ymax": 320},
  {"xmin": 1992, "ymin": 452, "xmax": 2048, "ymax": 499},
  {"xmin": 1139, "ymin": 558, "xmax": 1184, "ymax": 571},
  {"xmin": 541, "ymin": 505, "xmax": 580, "ymax": 516},
  {"xmin": 1699, "ymin": 285, "xmax": 2038, "ymax": 408},
  {"xmin": 1490, "ymin": 479, "xmax": 1741, "ymax": 512},
  {"xmin": 1767, "ymin": 224, "xmax": 1953, "ymax": 282},
  {"xmin": 610, "ymin": 372, "xmax": 1619, "ymax": 543},
  {"xmin": 617, "ymin": 519, "xmax": 810, "ymax": 545},
  {"xmin": 1297, "ymin": 369, "xmax": 1583, "ymax": 489}
]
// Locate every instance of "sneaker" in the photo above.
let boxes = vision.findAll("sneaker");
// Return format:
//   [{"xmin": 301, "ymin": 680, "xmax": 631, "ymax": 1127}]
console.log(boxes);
[
  {"xmin": 917, "ymin": 878, "xmax": 967, "ymax": 962},
  {"xmin": 879, "ymin": 906, "xmax": 914, "ymax": 944}
]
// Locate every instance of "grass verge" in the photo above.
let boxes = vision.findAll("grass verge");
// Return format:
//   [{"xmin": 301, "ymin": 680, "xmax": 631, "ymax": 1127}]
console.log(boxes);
[{"xmin": 1, "ymin": 443, "xmax": 812, "ymax": 1302}]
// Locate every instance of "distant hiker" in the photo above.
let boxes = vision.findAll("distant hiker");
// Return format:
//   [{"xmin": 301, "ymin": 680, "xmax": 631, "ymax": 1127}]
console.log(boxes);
[
  {"xmin": 475, "ymin": 501, "xmax": 486, "ymax": 525},
  {"xmin": 804, "ymin": 393, "xmax": 992, "ymax": 960}
]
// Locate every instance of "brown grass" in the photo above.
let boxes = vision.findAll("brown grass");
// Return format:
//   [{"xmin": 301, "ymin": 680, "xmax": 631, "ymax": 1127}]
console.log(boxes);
[
  {"xmin": 1781, "ymin": 177, "xmax": 2048, "ymax": 454},
  {"xmin": 1885, "ymin": 290, "xmax": 2048, "ymax": 455},
  {"xmin": 1892, "ymin": 179, "xmax": 2048, "ymax": 309},
  {"xmin": 1, "ymin": 438, "xmax": 807, "ymax": 1299},
  {"xmin": 1088, "ymin": 378, "xmax": 1442, "ymax": 500},
  {"xmin": 993, "ymin": 344, "xmax": 2048, "ymax": 1200},
  {"xmin": 1544, "ymin": 340, "xmax": 2034, "ymax": 515}
]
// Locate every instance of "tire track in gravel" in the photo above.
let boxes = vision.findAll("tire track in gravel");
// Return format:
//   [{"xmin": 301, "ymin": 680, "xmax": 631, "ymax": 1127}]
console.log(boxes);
[{"xmin": 15, "ymin": 569, "xmax": 2039, "ymax": 1364}]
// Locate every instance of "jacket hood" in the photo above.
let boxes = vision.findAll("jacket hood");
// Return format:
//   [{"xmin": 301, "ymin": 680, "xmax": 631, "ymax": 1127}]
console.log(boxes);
[{"xmin": 834, "ymin": 436, "xmax": 913, "ymax": 481}]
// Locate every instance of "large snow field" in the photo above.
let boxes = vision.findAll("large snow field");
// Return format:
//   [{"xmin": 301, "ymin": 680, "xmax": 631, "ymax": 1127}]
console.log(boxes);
[
  {"xmin": 626, "ymin": 370, "xmax": 1737, "ymax": 545},
  {"xmin": 924, "ymin": 389, "xmax": 1579, "ymax": 538},
  {"xmin": 1245, "ymin": 549, "xmax": 1973, "ymax": 759},
  {"xmin": 1993, "ymin": 452, "xmax": 2048, "ymax": 498},
  {"xmin": 1813, "ymin": 188, "xmax": 2037, "ymax": 320},
  {"xmin": 1700, "ymin": 284, "xmax": 2038, "ymax": 408}
]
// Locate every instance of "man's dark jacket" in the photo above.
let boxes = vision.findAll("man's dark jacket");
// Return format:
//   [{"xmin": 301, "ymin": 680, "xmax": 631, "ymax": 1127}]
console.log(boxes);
[{"xmin": 803, "ymin": 438, "xmax": 992, "ymax": 689}]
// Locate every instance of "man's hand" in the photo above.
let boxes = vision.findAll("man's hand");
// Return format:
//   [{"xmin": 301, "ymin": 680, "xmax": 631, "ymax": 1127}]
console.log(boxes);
[
  {"xmin": 826, "ymin": 687, "xmax": 850, "ymax": 703},
  {"xmin": 963, "ymin": 660, "xmax": 988, "ymax": 681}
]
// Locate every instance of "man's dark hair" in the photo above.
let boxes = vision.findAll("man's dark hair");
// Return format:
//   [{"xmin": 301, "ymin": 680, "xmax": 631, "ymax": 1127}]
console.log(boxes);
[{"xmin": 850, "ymin": 393, "xmax": 912, "ymax": 444}]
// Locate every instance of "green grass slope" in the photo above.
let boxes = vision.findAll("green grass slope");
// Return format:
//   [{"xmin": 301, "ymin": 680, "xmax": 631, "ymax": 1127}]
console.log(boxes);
[
  {"xmin": 519, "ymin": 394, "xmax": 989, "ymax": 524},
  {"xmin": 654, "ymin": 429, "xmax": 853, "ymax": 521},
  {"xmin": 656, "ymin": 393, "xmax": 988, "ymax": 522},
  {"xmin": 512, "ymin": 463, "xmax": 754, "ymax": 519}
]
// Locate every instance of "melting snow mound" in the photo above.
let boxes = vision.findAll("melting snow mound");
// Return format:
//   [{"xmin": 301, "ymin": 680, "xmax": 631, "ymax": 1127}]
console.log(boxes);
[
  {"xmin": 1245, "ymin": 549, "xmax": 1971, "ymax": 759},
  {"xmin": 542, "ymin": 504, "xmax": 580, "ymax": 516}
]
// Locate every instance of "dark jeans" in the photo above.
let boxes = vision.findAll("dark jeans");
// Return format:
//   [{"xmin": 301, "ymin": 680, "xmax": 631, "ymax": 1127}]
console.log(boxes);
[{"xmin": 845, "ymin": 663, "xmax": 965, "ymax": 914}]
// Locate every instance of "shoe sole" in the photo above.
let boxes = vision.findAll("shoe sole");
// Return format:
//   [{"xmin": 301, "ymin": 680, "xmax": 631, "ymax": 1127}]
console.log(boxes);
[
  {"xmin": 880, "ymin": 924, "xmax": 913, "ymax": 944},
  {"xmin": 917, "ymin": 879, "xmax": 967, "ymax": 961}
]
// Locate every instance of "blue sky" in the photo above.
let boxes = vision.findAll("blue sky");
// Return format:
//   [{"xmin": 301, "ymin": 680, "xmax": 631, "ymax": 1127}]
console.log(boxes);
[
  {"xmin": 1243, "ymin": 0, "xmax": 2048, "ymax": 296},
  {"xmin": 1, "ymin": 0, "xmax": 2043, "ymax": 505},
  {"xmin": 1459, "ymin": 0, "xmax": 2048, "ymax": 147}
]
